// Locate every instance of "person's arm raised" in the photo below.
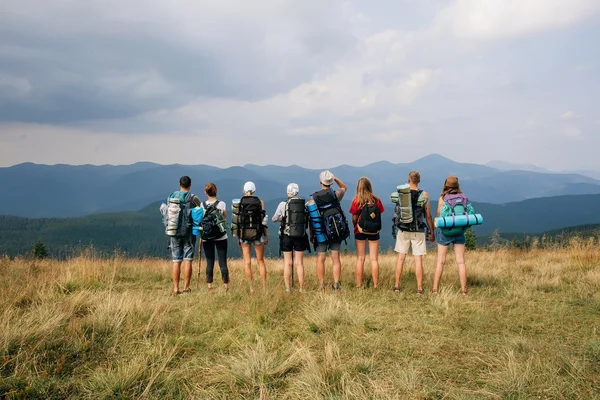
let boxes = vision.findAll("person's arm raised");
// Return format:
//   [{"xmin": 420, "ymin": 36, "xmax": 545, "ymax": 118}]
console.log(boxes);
[{"xmin": 335, "ymin": 177, "xmax": 347, "ymax": 191}]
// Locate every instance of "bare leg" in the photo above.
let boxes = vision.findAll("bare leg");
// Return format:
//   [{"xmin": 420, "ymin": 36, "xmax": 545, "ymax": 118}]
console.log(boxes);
[
  {"xmin": 283, "ymin": 251, "xmax": 293, "ymax": 290},
  {"xmin": 241, "ymin": 244, "xmax": 253, "ymax": 290},
  {"xmin": 414, "ymin": 255, "xmax": 423, "ymax": 292},
  {"xmin": 368, "ymin": 240, "xmax": 380, "ymax": 289},
  {"xmin": 294, "ymin": 251, "xmax": 305, "ymax": 290},
  {"xmin": 355, "ymin": 239, "xmax": 367, "ymax": 287},
  {"xmin": 454, "ymin": 244, "xmax": 467, "ymax": 294},
  {"xmin": 255, "ymin": 243, "xmax": 267, "ymax": 289},
  {"xmin": 317, "ymin": 252, "xmax": 326, "ymax": 286},
  {"xmin": 172, "ymin": 261, "xmax": 182, "ymax": 293},
  {"xmin": 331, "ymin": 250, "xmax": 341, "ymax": 284},
  {"xmin": 395, "ymin": 253, "xmax": 407, "ymax": 289},
  {"xmin": 433, "ymin": 244, "xmax": 449, "ymax": 292},
  {"xmin": 183, "ymin": 260, "xmax": 192, "ymax": 291}
]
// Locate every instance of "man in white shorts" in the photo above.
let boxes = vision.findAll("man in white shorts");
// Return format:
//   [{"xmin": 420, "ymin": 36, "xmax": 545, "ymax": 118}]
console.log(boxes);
[{"xmin": 393, "ymin": 171, "xmax": 435, "ymax": 294}]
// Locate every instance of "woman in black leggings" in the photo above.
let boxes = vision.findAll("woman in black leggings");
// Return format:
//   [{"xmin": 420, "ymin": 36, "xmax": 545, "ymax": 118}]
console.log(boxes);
[{"xmin": 201, "ymin": 183, "xmax": 229, "ymax": 291}]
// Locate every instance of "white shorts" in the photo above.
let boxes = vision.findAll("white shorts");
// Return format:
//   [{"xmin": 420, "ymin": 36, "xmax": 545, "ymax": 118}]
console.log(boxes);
[{"xmin": 394, "ymin": 231, "xmax": 426, "ymax": 256}]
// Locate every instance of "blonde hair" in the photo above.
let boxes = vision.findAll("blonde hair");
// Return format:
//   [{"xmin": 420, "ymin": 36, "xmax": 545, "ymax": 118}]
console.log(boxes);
[{"xmin": 355, "ymin": 177, "xmax": 375, "ymax": 207}]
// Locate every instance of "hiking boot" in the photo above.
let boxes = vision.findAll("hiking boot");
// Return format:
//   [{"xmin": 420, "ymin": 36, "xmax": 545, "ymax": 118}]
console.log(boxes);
[{"xmin": 332, "ymin": 282, "xmax": 341, "ymax": 291}]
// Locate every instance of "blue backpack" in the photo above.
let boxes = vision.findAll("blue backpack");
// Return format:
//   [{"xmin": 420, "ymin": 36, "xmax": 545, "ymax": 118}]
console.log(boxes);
[{"xmin": 313, "ymin": 188, "xmax": 350, "ymax": 242}]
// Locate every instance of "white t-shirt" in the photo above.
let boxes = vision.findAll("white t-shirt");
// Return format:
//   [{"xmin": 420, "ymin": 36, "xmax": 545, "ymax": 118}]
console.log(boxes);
[{"xmin": 200, "ymin": 200, "xmax": 228, "ymax": 240}]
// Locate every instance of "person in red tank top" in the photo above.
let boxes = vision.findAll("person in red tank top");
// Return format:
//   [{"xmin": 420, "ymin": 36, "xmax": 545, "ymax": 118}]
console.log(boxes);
[{"xmin": 349, "ymin": 177, "xmax": 385, "ymax": 288}]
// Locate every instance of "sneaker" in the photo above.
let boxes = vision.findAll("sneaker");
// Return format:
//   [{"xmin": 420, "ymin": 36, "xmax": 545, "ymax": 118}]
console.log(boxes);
[
  {"xmin": 285, "ymin": 288, "xmax": 291, "ymax": 293},
  {"xmin": 393, "ymin": 287, "xmax": 400, "ymax": 293},
  {"xmin": 332, "ymin": 282, "xmax": 341, "ymax": 291},
  {"xmin": 319, "ymin": 283, "xmax": 326, "ymax": 291}
]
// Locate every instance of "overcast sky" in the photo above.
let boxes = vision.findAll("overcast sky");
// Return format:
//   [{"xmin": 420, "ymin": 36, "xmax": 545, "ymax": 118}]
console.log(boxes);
[{"xmin": 1, "ymin": 0, "xmax": 599, "ymax": 170}]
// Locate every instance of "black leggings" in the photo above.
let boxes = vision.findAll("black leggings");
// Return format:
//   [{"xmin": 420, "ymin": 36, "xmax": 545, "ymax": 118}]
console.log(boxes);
[{"xmin": 202, "ymin": 239, "xmax": 229, "ymax": 284}]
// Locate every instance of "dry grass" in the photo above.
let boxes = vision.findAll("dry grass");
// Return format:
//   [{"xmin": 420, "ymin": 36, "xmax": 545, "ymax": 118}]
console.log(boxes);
[{"xmin": 1, "ymin": 242, "xmax": 599, "ymax": 399}]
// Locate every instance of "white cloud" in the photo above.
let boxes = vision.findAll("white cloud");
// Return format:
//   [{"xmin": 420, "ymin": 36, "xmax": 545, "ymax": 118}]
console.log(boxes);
[
  {"xmin": 436, "ymin": 0, "xmax": 600, "ymax": 40},
  {"xmin": 560, "ymin": 111, "xmax": 578, "ymax": 120}
]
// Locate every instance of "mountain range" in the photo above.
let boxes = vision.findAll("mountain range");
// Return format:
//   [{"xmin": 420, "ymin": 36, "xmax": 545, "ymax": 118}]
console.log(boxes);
[{"xmin": 2, "ymin": 154, "xmax": 600, "ymax": 218}]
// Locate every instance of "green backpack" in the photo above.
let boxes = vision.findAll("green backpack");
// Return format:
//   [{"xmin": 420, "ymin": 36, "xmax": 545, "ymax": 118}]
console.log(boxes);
[{"xmin": 439, "ymin": 194, "xmax": 475, "ymax": 237}]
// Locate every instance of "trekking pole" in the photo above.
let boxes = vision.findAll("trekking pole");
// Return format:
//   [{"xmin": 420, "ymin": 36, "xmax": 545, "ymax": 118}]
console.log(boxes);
[{"xmin": 196, "ymin": 238, "xmax": 203, "ymax": 289}]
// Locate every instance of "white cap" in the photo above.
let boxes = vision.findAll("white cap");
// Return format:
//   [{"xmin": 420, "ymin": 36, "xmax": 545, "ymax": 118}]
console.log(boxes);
[
  {"xmin": 287, "ymin": 183, "xmax": 299, "ymax": 196},
  {"xmin": 319, "ymin": 170, "xmax": 335, "ymax": 186},
  {"xmin": 243, "ymin": 181, "xmax": 256, "ymax": 193}
]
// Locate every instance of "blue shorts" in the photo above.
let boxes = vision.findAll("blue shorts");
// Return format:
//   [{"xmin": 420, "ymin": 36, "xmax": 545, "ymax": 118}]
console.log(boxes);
[
  {"xmin": 170, "ymin": 236, "xmax": 195, "ymax": 262},
  {"xmin": 354, "ymin": 232, "xmax": 380, "ymax": 241},
  {"xmin": 435, "ymin": 228, "xmax": 466, "ymax": 247}
]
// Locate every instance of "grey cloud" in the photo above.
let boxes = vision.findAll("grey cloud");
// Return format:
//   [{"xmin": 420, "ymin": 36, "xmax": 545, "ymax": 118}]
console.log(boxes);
[{"xmin": 0, "ymin": 5, "xmax": 358, "ymax": 125}]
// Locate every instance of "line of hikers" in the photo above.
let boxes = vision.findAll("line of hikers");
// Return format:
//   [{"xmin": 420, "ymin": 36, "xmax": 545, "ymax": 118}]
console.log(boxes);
[{"xmin": 160, "ymin": 171, "xmax": 476, "ymax": 296}]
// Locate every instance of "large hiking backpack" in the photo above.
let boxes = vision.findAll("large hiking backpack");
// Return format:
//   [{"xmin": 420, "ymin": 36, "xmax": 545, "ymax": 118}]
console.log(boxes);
[
  {"xmin": 284, "ymin": 198, "xmax": 308, "ymax": 238},
  {"xmin": 440, "ymin": 193, "xmax": 473, "ymax": 237},
  {"xmin": 313, "ymin": 189, "xmax": 350, "ymax": 242},
  {"xmin": 393, "ymin": 189, "xmax": 427, "ymax": 233},
  {"xmin": 201, "ymin": 201, "xmax": 227, "ymax": 240},
  {"xmin": 238, "ymin": 196, "xmax": 265, "ymax": 242},
  {"xmin": 357, "ymin": 198, "xmax": 382, "ymax": 235},
  {"xmin": 165, "ymin": 191, "xmax": 193, "ymax": 237}
]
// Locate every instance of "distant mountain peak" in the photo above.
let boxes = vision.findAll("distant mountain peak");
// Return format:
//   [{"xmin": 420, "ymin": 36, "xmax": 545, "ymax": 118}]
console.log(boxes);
[
  {"xmin": 365, "ymin": 160, "xmax": 396, "ymax": 168},
  {"xmin": 413, "ymin": 153, "xmax": 455, "ymax": 164}
]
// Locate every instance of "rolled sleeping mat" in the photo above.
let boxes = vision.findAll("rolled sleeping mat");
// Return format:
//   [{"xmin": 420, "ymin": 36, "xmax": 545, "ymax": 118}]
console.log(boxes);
[
  {"xmin": 232, "ymin": 198, "xmax": 241, "ymax": 213},
  {"xmin": 397, "ymin": 184, "xmax": 413, "ymax": 224},
  {"xmin": 231, "ymin": 199, "xmax": 241, "ymax": 237},
  {"xmin": 306, "ymin": 200, "xmax": 327, "ymax": 243},
  {"xmin": 191, "ymin": 207, "xmax": 203, "ymax": 236},
  {"xmin": 397, "ymin": 184, "xmax": 411, "ymax": 194},
  {"xmin": 231, "ymin": 213, "xmax": 239, "ymax": 237},
  {"xmin": 435, "ymin": 214, "xmax": 484, "ymax": 229}
]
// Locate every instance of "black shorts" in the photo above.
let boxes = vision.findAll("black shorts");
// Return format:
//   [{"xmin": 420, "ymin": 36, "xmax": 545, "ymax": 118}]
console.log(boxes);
[
  {"xmin": 355, "ymin": 232, "xmax": 381, "ymax": 241},
  {"xmin": 281, "ymin": 235, "xmax": 307, "ymax": 252}
]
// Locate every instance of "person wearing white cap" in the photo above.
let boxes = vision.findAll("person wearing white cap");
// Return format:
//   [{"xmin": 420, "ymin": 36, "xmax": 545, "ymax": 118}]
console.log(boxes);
[
  {"xmin": 272, "ymin": 183, "xmax": 307, "ymax": 292},
  {"xmin": 310, "ymin": 170, "xmax": 348, "ymax": 291},
  {"xmin": 238, "ymin": 181, "xmax": 269, "ymax": 291}
]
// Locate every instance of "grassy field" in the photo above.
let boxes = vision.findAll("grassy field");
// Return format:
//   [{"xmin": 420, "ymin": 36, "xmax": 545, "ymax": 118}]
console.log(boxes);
[{"xmin": 1, "ymin": 241, "xmax": 599, "ymax": 399}]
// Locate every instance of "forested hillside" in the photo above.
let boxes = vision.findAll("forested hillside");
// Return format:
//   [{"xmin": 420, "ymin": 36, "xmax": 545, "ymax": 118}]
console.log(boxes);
[{"xmin": 2, "ymin": 195, "xmax": 600, "ymax": 259}]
